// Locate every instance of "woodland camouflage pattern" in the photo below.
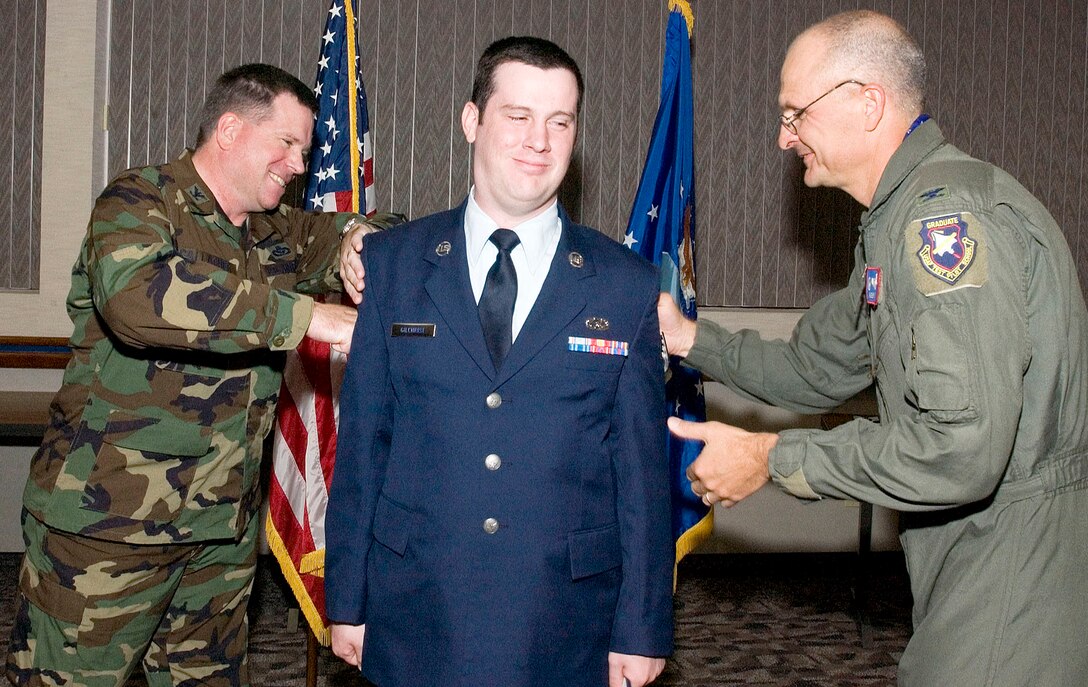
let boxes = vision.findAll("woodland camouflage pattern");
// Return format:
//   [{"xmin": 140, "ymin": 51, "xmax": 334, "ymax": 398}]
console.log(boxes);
[
  {"xmin": 21, "ymin": 150, "xmax": 399, "ymax": 546},
  {"xmin": 7, "ymin": 510, "xmax": 258, "ymax": 686}
]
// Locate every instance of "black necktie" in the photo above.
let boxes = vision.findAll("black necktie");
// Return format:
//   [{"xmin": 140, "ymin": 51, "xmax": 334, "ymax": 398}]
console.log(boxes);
[{"xmin": 478, "ymin": 228, "xmax": 521, "ymax": 368}]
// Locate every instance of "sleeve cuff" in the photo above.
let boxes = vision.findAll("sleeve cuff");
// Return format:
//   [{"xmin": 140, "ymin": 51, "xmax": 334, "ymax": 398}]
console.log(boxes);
[
  {"xmin": 682, "ymin": 319, "xmax": 727, "ymax": 373},
  {"xmin": 268, "ymin": 293, "xmax": 314, "ymax": 351},
  {"xmin": 769, "ymin": 429, "xmax": 822, "ymax": 500}
]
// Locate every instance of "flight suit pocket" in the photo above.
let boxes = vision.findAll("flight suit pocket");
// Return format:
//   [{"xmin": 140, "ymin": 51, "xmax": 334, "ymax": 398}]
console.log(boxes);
[
  {"xmin": 909, "ymin": 304, "xmax": 978, "ymax": 421},
  {"xmin": 371, "ymin": 493, "xmax": 413, "ymax": 557},
  {"xmin": 568, "ymin": 523, "xmax": 621, "ymax": 580}
]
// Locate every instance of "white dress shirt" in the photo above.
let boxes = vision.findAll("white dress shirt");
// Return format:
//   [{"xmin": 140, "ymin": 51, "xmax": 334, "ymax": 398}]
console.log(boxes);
[{"xmin": 464, "ymin": 189, "xmax": 561, "ymax": 341}]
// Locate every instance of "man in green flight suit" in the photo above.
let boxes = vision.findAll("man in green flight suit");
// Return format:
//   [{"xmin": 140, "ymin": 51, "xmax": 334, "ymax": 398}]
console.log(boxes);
[
  {"xmin": 660, "ymin": 10, "xmax": 1088, "ymax": 686},
  {"xmin": 5, "ymin": 64, "xmax": 397, "ymax": 686}
]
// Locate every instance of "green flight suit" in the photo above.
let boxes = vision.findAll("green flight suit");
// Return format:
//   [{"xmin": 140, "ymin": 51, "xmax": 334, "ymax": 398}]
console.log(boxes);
[{"xmin": 686, "ymin": 121, "xmax": 1088, "ymax": 686}]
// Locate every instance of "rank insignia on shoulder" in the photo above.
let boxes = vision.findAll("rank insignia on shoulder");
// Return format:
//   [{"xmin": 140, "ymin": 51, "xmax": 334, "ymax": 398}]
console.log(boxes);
[
  {"xmin": 391, "ymin": 323, "xmax": 436, "ymax": 337},
  {"xmin": 907, "ymin": 212, "xmax": 988, "ymax": 296},
  {"xmin": 568, "ymin": 336, "xmax": 628, "ymax": 356},
  {"xmin": 918, "ymin": 186, "xmax": 949, "ymax": 202}
]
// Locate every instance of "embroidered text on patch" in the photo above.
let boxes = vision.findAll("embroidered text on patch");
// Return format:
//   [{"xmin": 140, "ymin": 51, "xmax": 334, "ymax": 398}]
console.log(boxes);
[
  {"xmin": 568, "ymin": 336, "xmax": 629, "ymax": 356},
  {"xmin": 917, "ymin": 213, "xmax": 976, "ymax": 284}
]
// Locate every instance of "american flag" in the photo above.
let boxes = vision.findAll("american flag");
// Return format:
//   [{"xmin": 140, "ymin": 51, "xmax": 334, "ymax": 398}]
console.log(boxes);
[
  {"xmin": 624, "ymin": 0, "xmax": 710, "ymax": 580},
  {"xmin": 266, "ymin": 0, "xmax": 374, "ymax": 646}
]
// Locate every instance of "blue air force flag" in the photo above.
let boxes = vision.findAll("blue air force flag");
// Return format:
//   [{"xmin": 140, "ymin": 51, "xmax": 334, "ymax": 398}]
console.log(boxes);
[{"xmin": 624, "ymin": 0, "xmax": 710, "ymax": 569}]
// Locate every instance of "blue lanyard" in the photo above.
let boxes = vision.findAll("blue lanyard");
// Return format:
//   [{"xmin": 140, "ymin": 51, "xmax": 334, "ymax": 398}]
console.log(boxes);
[{"xmin": 905, "ymin": 113, "xmax": 931, "ymax": 140}]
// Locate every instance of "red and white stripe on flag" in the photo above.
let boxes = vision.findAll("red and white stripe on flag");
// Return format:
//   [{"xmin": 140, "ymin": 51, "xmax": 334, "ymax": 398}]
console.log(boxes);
[{"xmin": 267, "ymin": 330, "xmax": 346, "ymax": 645}]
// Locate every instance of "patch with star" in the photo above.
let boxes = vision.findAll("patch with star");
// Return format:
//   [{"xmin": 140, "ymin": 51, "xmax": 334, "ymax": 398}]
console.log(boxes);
[{"xmin": 907, "ymin": 212, "xmax": 988, "ymax": 295}]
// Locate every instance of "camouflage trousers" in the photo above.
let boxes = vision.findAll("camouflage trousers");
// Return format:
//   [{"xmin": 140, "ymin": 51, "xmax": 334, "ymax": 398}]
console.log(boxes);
[{"xmin": 5, "ymin": 510, "xmax": 258, "ymax": 687}]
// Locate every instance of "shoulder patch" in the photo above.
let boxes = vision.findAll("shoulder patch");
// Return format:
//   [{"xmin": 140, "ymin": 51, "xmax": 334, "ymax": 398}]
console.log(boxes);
[{"xmin": 907, "ymin": 212, "xmax": 988, "ymax": 296}]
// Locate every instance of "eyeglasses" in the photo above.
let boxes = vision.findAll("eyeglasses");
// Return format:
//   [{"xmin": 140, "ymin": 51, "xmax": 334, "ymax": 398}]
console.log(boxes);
[{"xmin": 779, "ymin": 80, "xmax": 864, "ymax": 134}]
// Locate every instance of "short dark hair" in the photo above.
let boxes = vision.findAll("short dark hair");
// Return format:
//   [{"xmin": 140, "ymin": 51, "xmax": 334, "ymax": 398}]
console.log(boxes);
[
  {"xmin": 470, "ymin": 36, "xmax": 584, "ymax": 118},
  {"xmin": 194, "ymin": 63, "xmax": 318, "ymax": 149}
]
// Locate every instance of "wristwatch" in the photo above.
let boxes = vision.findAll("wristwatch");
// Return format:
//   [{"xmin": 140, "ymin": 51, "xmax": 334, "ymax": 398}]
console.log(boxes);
[{"xmin": 340, "ymin": 216, "xmax": 364, "ymax": 237}]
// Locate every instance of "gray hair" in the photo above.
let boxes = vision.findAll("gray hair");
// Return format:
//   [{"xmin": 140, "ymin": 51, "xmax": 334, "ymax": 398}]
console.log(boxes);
[{"xmin": 810, "ymin": 10, "xmax": 926, "ymax": 116}]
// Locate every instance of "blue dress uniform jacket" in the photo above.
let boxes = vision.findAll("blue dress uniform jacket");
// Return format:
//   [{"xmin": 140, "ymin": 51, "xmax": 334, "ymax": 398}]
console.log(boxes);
[{"xmin": 326, "ymin": 203, "xmax": 674, "ymax": 686}]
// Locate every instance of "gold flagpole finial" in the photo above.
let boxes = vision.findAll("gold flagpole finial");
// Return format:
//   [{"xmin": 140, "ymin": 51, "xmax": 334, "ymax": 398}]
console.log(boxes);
[{"xmin": 668, "ymin": 0, "xmax": 694, "ymax": 38}]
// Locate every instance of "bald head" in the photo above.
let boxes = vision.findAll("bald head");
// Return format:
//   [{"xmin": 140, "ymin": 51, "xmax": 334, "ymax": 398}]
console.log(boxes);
[{"xmin": 796, "ymin": 10, "xmax": 926, "ymax": 118}]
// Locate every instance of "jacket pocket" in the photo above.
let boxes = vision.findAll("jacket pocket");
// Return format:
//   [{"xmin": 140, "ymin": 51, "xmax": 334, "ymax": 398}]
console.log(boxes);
[
  {"xmin": 78, "ymin": 406, "xmax": 214, "ymax": 520},
  {"xmin": 371, "ymin": 493, "xmax": 413, "ymax": 557},
  {"xmin": 568, "ymin": 522, "xmax": 621, "ymax": 580}
]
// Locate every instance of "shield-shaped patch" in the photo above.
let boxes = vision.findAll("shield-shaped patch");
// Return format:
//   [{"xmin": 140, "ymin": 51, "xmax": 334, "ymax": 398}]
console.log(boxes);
[{"xmin": 916, "ymin": 213, "xmax": 976, "ymax": 284}]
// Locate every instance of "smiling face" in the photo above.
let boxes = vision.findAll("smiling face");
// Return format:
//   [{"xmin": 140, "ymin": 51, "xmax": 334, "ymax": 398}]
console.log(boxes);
[
  {"xmin": 224, "ymin": 92, "xmax": 313, "ymax": 223},
  {"xmin": 776, "ymin": 33, "xmax": 866, "ymax": 195},
  {"xmin": 461, "ymin": 61, "xmax": 578, "ymax": 227}
]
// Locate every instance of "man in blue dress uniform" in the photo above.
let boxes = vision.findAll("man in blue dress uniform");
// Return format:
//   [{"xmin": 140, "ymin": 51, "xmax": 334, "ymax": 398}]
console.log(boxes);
[{"xmin": 326, "ymin": 36, "xmax": 674, "ymax": 687}]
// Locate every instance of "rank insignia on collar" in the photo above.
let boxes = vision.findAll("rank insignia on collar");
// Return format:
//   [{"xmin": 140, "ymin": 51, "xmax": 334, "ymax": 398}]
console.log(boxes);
[
  {"xmin": 186, "ymin": 184, "xmax": 208, "ymax": 203},
  {"xmin": 916, "ymin": 213, "xmax": 976, "ymax": 284}
]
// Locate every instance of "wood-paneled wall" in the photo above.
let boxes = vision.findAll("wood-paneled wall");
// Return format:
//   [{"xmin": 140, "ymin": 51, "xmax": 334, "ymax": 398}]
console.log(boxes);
[
  {"xmin": 0, "ymin": 0, "xmax": 46, "ymax": 292},
  {"xmin": 101, "ymin": 0, "xmax": 1088, "ymax": 307}
]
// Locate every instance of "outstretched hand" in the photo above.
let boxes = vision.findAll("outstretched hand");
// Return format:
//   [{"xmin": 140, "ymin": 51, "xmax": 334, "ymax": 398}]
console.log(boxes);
[{"xmin": 668, "ymin": 417, "xmax": 776, "ymax": 507}]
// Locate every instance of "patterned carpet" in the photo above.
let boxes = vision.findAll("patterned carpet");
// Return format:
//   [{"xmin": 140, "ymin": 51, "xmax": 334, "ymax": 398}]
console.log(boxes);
[{"xmin": 0, "ymin": 552, "xmax": 912, "ymax": 686}]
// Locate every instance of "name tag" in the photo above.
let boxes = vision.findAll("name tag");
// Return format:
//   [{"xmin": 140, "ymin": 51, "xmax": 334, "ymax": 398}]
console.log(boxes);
[
  {"xmin": 568, "ymin": 336, "xmax": 628, "ymax": 356},
  {"xmin": 391, "ymin": 323, "xmax": 436, "ymax": 337}
]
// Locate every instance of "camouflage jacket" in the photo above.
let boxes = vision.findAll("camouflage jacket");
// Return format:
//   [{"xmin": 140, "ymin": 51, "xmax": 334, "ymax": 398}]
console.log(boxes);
[{"xmin": 24, "ymin": 151, "xmax": 366, "ymax": 544}]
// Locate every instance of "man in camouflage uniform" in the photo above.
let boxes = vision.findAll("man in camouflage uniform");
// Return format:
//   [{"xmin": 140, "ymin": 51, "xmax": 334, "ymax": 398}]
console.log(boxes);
[
  {"xmin": 6, "ymin": 64, "xmax": 396, "ymax": 686},
  {"xmin": 660, "ymin": 10, "xmax": 1088, "ymax": 686}
]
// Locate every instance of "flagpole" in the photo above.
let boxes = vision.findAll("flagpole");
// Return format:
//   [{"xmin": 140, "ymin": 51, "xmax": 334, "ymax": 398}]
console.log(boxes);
[{"xmin": 344, "ymin": 0, "xmax": 361, "ymax": 212}]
